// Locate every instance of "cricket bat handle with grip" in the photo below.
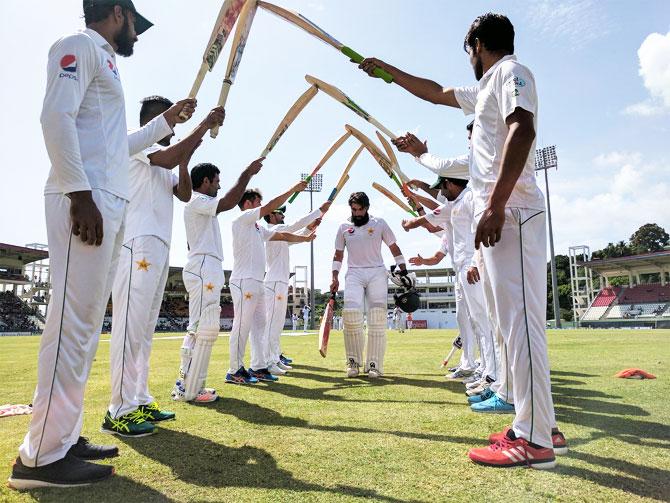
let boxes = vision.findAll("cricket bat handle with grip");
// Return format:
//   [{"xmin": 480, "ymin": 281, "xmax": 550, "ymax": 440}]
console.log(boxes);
[
  {"xmin": 288, "ymin": 175, "xmax": 311, "ymax": 203},
  {"xmin": 341, "ymin": 47, "xmax": 393, "ymax": 84},
  {"xmin": 180, "ymin": 64, "xmax": 209, "ymax": 121},
  {"xmin": 210, "ymin": 80, "xmax": 232, "ymax": 138}
]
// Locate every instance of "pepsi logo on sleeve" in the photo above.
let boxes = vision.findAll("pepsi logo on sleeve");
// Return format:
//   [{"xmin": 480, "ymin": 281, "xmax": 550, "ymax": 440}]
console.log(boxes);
[{"xmin": 60, "ymin": 55, "xmax": 77, "ymax": 72}]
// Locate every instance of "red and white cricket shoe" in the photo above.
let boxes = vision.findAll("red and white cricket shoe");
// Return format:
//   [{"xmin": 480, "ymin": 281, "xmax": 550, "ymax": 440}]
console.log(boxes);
[
  {"xmin": 488, "ymin": 426, "xmax": 568, "ymax": 455},
  {"xmin": 468, "ymin": 437, "xmax": 556, "ymax": 469}
]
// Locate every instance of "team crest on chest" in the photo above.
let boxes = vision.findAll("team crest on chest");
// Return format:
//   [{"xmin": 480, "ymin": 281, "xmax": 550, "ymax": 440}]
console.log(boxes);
[
  {"xmin": 347, "ymin": 227, "xmax": 354, "ymax": 234},
  {"xmin": 367, "ymin": 228, "xmax": 374, "ymax": 235}
]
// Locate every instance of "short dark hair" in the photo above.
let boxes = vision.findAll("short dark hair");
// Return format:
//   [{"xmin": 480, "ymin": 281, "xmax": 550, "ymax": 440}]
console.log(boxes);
[
  {"xmin": 238, "ymin": 189, "xmax": 263, "ymax": 209},
  {"xmin": 466, "ymin": 120, "xmax": 474, "ymax": 132},
  {"xmin": 464, "ymin": 13, "xmax": 514, "ymax": 55},
  {"xmin": 84, "ymin": 4, "xmax": 126, "ymax": 25},
  {"xmin": 139, "ymin": 95, "xmax": 173, "ymax": 126},
  {"xmin": 349, "ymin": 192, "xmax": 370, "ymax": 208},
  {"xmin": 446, "ymin": 177, "xmax": 469, "ymax": 188},
  {"xmin": 190, "ymin": 163, "xmax": 219, "ymax": 189}
]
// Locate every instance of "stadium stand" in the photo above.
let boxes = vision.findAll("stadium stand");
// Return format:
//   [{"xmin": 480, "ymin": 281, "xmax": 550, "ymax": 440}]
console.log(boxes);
[{"xmin": 0, "ymin": 291, "xmax": 40, "ymax": 333}]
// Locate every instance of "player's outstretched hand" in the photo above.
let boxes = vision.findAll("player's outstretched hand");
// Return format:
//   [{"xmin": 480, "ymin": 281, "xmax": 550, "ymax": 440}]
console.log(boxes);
[
  {"xmin": 319, "ymin": 200, "xmax": 332, "ymax": 214},
  {"xmin": 307, "ymin": 218, "xmax": 322, "ymax": 231},
  {"xmin": 466, "ymin": 266, "xmax": 480, "ymax": 284},
  {"xmin": 303, "ymin": 232, "xmax": 317, "ymax": 242},
  {"xmin": 165, "ymin": 98, "xmax": 197, "ymax": 127},
  {"xmin": 291, "ymin": 180, "xmax": 309, "ymax": 194},
  {"xmin": 246, "ymin": 157, "xmax": 265, "ymax": 175},
  {"xmin": 359, "ymin": 57, "xmax": 390, "ymax": 78},
  {"xmin": 409, "ymin": 255, "xmax": 425, "ymax": 266},
  {"xmin": 407, "ymin": 179, "xmax": 428, "ymax": 191},
  {"xmin": 393, "ymin": 133, "xmax": 428, "ymax": 158},
  {"xmin": 401, "ymin": 219, "xmax": 413, "ymax": 232},
  {"xmin": 70, "ymin": 191, "xmax": 103, "ymax": 246},
  {"xmin": 203, "ymin": 106, "xmax": 225, "ymax": 129},
  {"xmin": 475, "ymin": 206, "xmax": 505, "ymax": 249}
]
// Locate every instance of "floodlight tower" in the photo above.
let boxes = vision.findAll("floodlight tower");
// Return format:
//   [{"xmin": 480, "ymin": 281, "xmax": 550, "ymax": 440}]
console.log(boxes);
[
  {"xmin": 301, "ymin": 172, "xmax": 323, "ymax": 329},
  {"xmin": 535, "ymin": 145, "xmax": 561, "ymax": 328}
]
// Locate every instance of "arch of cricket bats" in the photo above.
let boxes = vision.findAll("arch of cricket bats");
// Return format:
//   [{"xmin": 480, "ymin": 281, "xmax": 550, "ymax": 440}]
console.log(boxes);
[{"xmin": 183, "ymin": 0, "xmax": 418, "ymax": 214}]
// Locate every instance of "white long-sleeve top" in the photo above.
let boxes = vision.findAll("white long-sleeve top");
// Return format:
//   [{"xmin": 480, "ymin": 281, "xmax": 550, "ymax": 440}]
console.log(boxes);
[
  {"xmin": 41, "ymin": 28, "xmax": 172, "ymax": 200},
  {"xmin": 426, "ymin": 188, "xmax": 477, "ymax": 271},
  {"xmin": 264, "ymin": 209, "xmax": 322, "ymax": 283},
  {"xmin": 416, "ymin": 152, "xmax": 470, "ymax": 179}
]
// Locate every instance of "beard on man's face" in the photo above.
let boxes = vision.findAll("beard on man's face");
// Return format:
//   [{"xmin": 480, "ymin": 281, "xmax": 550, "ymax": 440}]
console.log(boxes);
[
  {"xmin": 115, "ymin": 16, "xmax": 135, "ymax": 57},
  {"xmin": 351, "ymin": 212, "xmax": 369, "ymax": 227},
  {"xmin": 474, "ymin": 55, "xmax": 483, "ymax": 81}
]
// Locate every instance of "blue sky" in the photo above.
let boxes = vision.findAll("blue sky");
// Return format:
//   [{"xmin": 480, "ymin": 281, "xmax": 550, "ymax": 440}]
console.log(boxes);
[{"xmin": 1, "ymin": 1, "xmax": 669, "ymax": 289}]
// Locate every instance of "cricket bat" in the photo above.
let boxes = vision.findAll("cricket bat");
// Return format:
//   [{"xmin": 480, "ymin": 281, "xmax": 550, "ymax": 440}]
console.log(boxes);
[
  {"xmin": 318, "ymin": 293, "xmax": 337, "ymax": 357},
  {"xmin": 327, "ymin": 143, "xmax": 364, "ymax": 201},
  {"xmin": 372, "ymin": 182, "xmax": 413, "ymax": 214},
  {"xmin": 211, "ymin": 0, "xmax": 258, "ymax": 138},
  {"xmin": 288, "ymin": 130, "xmax": 351, "ymax": 203},
  {"xmin": 180, "ymin": 0, "xmax": 246, "ymax": 120},
  {"xmin": 259, "ymin": 85, "xmax": 318, "ymax": 157},
  {"xmin": 375, "ymin": 131, "xmax": 410, "ymax": 184},
  {"xmin": 257, "ymin": 1, "xmax": 393, "ymax": 83},
  {"xmin": 345, "ymin": 125, "xmax": 418, "ymax": 216},
  {"xmin": 440, "ymin": 335, "xmax": 463, "ymax": 368},
  {"xmin": 305, "ymin": 75, "xmax": 396, "ymax": 140}
]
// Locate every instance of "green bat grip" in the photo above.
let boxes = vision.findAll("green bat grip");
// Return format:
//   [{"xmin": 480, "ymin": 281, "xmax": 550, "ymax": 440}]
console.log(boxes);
[
  {"xmin": 289, "ymin": 175, "xmax": 312, "ymax": 203},
  {"xmin": 341, "ymin": 46, "xmax": 394, "ymax": 84}
]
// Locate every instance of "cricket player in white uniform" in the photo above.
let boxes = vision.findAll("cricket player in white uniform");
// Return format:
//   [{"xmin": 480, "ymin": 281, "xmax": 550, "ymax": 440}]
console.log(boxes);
[
  {"xmin": 291, "ymin": 313, "xmax": 298, "ymax": 331},
  {"xmin": 226, "ymin": 183, "xmax": 315, "ymax": 384},
  {"xmin": 330, "ymin": 192, "xmax": 407, "ymax": 378},
  {"xmin": 360, "ymin": 12, "xmax": 564, "ymax": 468},
  {"xmin": 263, "ymin": 202, "xmax": 330, "ymax": 374},
  {"xmin": 302, "ymin": 304, "xmax": 311, "ymax": 332},
  {"xmin": 10, "ymin": 1, "xmax": 197, "ymax": 489},
  {"xmin": 103, "ymin": 99, "xmax": 226, "ymax": 436},
  {"xmin": 173, "ymin": 158, "xmax": 264, "ymax": 402},
  {"xmin": 404, "ymin": 176, "xmax": 497, "ymax": 394}
]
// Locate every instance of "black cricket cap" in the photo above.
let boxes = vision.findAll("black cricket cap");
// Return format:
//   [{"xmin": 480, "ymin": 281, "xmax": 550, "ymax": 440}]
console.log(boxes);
[
  {"xmin": 430, "ymin": 176, "xmax": 446, "ymax": 190},
  {"xmin": 83, "ymin": 0, "xmax": 153, "ymax": 35}
]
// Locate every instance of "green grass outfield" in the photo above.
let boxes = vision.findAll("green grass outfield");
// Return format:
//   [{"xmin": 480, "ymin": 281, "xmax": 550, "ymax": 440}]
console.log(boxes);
[{"xmin": 0, "ymin": 329, "xmax": 668, "ymax": 502}]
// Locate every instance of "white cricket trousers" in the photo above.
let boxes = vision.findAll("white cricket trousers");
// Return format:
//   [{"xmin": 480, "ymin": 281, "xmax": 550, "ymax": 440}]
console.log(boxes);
[
  {"xmin": 263, "ymin": 280, "xmax": 289, "ymax": 366},
  {"xmin": 229, "ymin": 278, "xmax": 266, "ymax": 372},
  {"xmin": 20, "ymin": 190, "xmax": 126, "ymax": 467},
  {"xmin": 454, "ymin": 279, "xmax": 478, "ymax": 371},
  {"xmin": 456, "ymin": 267, "xmax": 496, "ymax": 380},
  {"xmin": 108, "ymin": 235, "xmax": 169, "ymax": 418},
  {"xmin": 480, "ymin": 208, "xmax": 556, "ymax": 449},
  {"xmin": 183, "ymin": 254, "xmax": 224, "ymax": 332},
  {"xmin": 343, "ymin": 266, "xmax": 388, "ymax": 310}
]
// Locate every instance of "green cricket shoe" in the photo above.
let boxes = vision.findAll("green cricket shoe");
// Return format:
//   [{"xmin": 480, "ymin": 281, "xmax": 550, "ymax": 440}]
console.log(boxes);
[
  {"xmin": 138, "ymin": 402, "xmax": 176, "ymax": 422},
  {"xmin": 101, "ymin": 410, "xmax": 156, "ymax": 437}
]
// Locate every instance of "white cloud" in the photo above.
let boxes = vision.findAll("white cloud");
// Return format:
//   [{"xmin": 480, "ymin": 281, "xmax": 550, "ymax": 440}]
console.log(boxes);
[
  {"xmin": 525, "ymin": 0, "xmax": 613, "ymax": 51},
  {"xmin": 624, "ymin": 31, "xmax": 670, "ymax": 116},
  {"xmin": 551, "ymin": 151, "xmax": 670, "ymax": 254}
]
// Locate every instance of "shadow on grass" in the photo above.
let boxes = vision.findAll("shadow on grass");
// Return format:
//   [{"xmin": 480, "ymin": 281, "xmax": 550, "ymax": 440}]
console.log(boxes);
[
  {"xmin": 211, "ymin": 397, "xmax": 480, "ymax": 446},
  {"xmin": 119, "ymin": 429, "xmax": 416, "ymax": 503},
  {"xmin": 26, "ymin": 475, "xmax": 175, "ymax": 503}
]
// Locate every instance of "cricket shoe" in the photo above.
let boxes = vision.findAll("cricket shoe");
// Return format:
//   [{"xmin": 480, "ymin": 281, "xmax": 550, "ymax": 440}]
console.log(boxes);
[
  {"xmin": 101, "ymin": 410, "xmax": 155, "ymax": 437},
  {"xmin": 367, "ymin": 363, "xmax": 382, "ymax": 379},
  {"xmin": 226, "ymin": 367, "xmax": 259, "ymax": 384},
  {"xmin": 277, "ymin": 361, "xmax": 293, "ymax": 371},
  {"xmin": 466, "ymin": 381, "xmax": 491, "ymax": 397},
  {"xmin": 445, "ymin": 368, "xmax": 474, "ymax": 380},
  {"xmin": 138, "ymin": 402, "xmax": 176, "ymax": 421},
  {"xmin": 171, "ymin": 380, "xmax": 219, "ymax": 402},
  {"xmin": 249, "ymin": 368, "xmax": 280, "ymax": 382},
  {"xmin": 467, "ymin": 387, "xmax": 495, "ymax": 404},
  {"xmin": 267, "ymin": 362, "xmax": 287, "ymax": 376},
  {"xmin": 462, "ymin": 371, "xmax": 482, "ymax": 385},
  {"xmin": 468, "ymin": 436, "xmax": 556, "ymax": 469},
  {"xmin": 8, "ymin": 452, "xmax": 114, "ymax": 490},
  {"xmin": 346, "ymin": 358, "xmax": 360, "ymax": 378},
  {"xmin": 68, "ymin": 436, "xmax": 118, "ymax": 460},
  {"xmin": 279, "ymin": 354, "xmax": 293, "ymax": 365},
  {"xmin": 489, "ymin": 427, "xmax": 568, "ymax": 455},
  {"xmin": 470, "ymin": 394, "xmax": 515, "ymax": 414}
]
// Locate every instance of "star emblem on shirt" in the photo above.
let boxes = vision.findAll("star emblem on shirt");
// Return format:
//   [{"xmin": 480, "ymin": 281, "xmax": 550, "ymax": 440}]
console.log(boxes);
[
  {"xmin": 205, "ymin": 283, "xmax": 215, "ymax": 292},
  {"xmin": 244, "ymin": 292, "xmax": 253, "ymax": 300},
  {"xmin": 367, "ymin": 228, "xmax": 374, "ymax": 235},
  {"xmin": 136, "ymin": 258, "xmax": 151, "ymax": 271}
]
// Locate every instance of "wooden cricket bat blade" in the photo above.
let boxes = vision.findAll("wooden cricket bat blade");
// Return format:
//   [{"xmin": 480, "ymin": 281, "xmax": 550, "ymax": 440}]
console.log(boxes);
[{"xmin": 319, "ymin": 295, "xmax": 336, "ymax": 357}]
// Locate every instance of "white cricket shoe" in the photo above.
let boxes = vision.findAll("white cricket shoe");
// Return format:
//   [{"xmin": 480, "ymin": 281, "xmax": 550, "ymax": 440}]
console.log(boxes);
[
  {"xmin": 368, "ymin": 368, "xmax": 382, "ymax": 379},
  {"xmin": 277, "ymin": 361, "xmax": 292, "ymax": 371},
  {"xmin": 346, "ymin": 358, "xmax": 360, "ymax": 378},
  {"xmin": 268, "ymin": 363, "xmax": 287, "ymax": 376}
]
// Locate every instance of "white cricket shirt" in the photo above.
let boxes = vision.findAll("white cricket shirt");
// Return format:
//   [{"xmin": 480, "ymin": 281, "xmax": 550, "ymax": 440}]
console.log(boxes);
[
  {"xmin": 230, "ymin": 207, "xmax": 276, "ymax": 281},
  {"xmin": 417, "ymin": 152, "xmax": 470, "ymax": 179},
  {"xmin": 335, "ymin": 216, "xmax": 396, "ymax": 268},
  {"xmin": 124, "ymin": 145, "xmax": 178, "ymax": 245},
  {"xmin": 427, "ymin": 189, "xmax": 477, "ymax": 271},
  {"xmin": 184, "ymin": 193, "xmax": 223, "ymax": 261},
  {"xmin": 264, "ymin": 209, "xmax": 321, "ymax": 283},
  {"xmin": 42, "ymin": 29, "xmax": 172, "ymax": 200},
  {"xmin": 453, "ymin": 55, "xmax": 545, "ymax": 215}
]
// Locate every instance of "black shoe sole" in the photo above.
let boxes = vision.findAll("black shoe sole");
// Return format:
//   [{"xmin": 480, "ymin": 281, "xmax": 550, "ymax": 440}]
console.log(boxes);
[
  {"xmin": 8, "ymin": 468, "xmax": 115, "ymax": 490},
  {"xmin": 100, "ymin": 427, "xmax": 156, "ymax": 438}
]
